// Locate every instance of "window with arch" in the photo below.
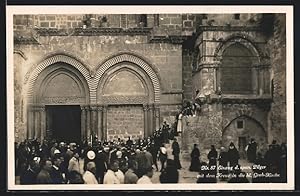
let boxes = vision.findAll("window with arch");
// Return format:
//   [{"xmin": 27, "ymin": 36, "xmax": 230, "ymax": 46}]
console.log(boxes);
[{"xmin": 220, "ymin": 43, "xmax": 256, "ymax": 94}]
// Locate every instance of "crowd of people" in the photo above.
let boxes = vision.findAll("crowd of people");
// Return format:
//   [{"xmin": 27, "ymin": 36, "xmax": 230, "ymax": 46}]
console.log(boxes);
[
  {"xmin": 15, "ymin": 120, "xmax": 287, "ymax": 184},
  {"xmin": 15, "ymin": 122, "xmax": 181, "ymax": 184},
  {"xmin": 191, "ymin": 139, "xmax": 287, "ymax": 183}
]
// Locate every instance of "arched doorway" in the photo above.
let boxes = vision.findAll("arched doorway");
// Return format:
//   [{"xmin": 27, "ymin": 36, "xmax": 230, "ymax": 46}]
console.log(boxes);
[
  {"xmin": 28, "ymin": 62, "xmax": 90, "ymax": 143},
  {"xmin": 96, "ymin": 62, "xmax": 158, "ymax": 141},
  {"xmin": 222, "ymin": 115, "xmax": 267, "ymax": 158}
]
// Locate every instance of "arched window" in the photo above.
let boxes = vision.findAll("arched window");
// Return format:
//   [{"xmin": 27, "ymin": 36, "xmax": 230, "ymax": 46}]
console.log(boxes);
[{"xmin": 220, "ymin": 43, "xmax": 255, "ymax": 94}]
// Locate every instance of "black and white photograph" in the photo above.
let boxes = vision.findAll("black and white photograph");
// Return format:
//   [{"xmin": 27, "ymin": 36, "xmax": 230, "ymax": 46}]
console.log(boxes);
[{"xmin": 6, "ymin": 6, "xmax": 294, "ymax": 190}]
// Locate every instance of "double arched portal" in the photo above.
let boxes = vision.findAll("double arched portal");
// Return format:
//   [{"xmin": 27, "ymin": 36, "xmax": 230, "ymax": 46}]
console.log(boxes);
[{"xmin": 25, "ymin": 53, "xmax": 161, "ymax": 143}]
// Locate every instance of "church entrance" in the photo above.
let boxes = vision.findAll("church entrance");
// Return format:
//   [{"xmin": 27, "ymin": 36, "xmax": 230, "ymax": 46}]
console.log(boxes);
[{"xmin": 46, "ymin": 105, "xmax": 81, "ymax": 143}]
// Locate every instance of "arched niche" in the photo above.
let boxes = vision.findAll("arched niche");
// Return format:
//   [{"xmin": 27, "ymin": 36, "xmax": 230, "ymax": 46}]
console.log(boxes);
[
  {"xmin": 96, "ymin": 62, "xmax": 158, "ymax": 140},
  {"xmin": 27, "ymin": 62, "xmax": 90, "ymax": 142},
  {"xmin": 33, "ymin": 63, "xmax": 89, "ymax": 105},
  {"xmin": 97, "ymin": 63, "xmax": 154, "ymax": 105},
  {"xmin": 222, "ymin": 115, "xmax": 267, "ymax": 157}
]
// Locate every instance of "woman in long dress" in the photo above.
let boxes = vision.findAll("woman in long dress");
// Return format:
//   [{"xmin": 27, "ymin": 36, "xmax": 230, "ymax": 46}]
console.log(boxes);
[{"xmin": 189, "ymin": 144, "xmax": 200, "ymax": 172}]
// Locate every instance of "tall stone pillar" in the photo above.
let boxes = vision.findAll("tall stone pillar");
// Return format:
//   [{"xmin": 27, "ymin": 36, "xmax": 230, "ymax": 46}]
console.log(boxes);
[
  {"xmin": 148, "ymin": 104, "xmax": 154, "ymax": 136},
  {"xmin": 97, "ymin": 106, "xmax": 103, "ymax": 141},
  {"xmin": 154, "ymin": 104, "xmax": 160, "ymax": 130},
  {"xmin": 86, "ymin": 106, "xmax": 91, "ymax": 141},
  {"xmin": 259, "ymin": 68, "xmax": 265, "ymax": 95},
  {"xmin": 40, "ymin": 106, "xmax": 46, "ymax": 142},
  {"xmin": 143, "ymin": 104, "xmax": 149, "ymax": 137},
  {"xmin": 27, "ymin": 105, "xmax": 34, "ymax": 139},
  {"xmin": 90, "ymin": 105, "xmax": 98, "ymax": 136},
  {"xmin": 154, "ymin": 14, "xmax": 159, "ymax": 26},
  {"xmin": 34, "ymin": 106, "xmax": 40, "ymax": 139},
  {"xmin": 102, "ymin": 105, "xmax": 108, "ymax": 141},
  {"xmin": 254, "ymin": 66, "xmax": 260, "ymax": 95},
  {"xmin": 80, "ymin": 106, "xmax": 87, "ymax": 141}
]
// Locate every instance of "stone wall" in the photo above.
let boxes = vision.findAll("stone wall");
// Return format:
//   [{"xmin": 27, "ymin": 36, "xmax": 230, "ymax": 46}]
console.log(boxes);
[
  {"xmin": 182, "ymin": 49, "xmax": 194, "ymax": 102},
  {"xmin": 13, "ymin": 14, "xmax": 185, "ymax": 141},
  {"xmin": 107, "ymin": 105, "xmax": 144, "ymax": 140},
  {"xmin": 268, "ymin": 14, "xmax": 287, "ymax": 143}
]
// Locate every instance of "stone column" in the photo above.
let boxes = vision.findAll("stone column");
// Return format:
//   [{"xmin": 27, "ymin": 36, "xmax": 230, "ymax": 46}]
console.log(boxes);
[
  {"xmin": 102, "ymin": 105, "xmax": 108, "ymax": 141},
  {"xmin": 148, "ymin": 104, "xmax": 154, "ymax": 136},
  {"xmin": 27, "ymin": 105, "xmax": 34, "ymax": 139},
  {"xmin": 34, "ymin": 106, "xmax": 40, "ymax": 139},
  {"xmin": 90, "ymin": 105, "xmax": 98, "ymax": 136},
  {"xmin": 143, "ymin": 104, "xmax": 149, "ymax": 137},
  {"xmin": 259, "ymin": 68, "xmax": 265, "ymax": 95},
  {"xmin": 80, "ymin": 106, "xmax": 87, "ymax": 141},
  {"xmin": 97, "ymin": 106, "xmax": 103, "ymax": 140},
  {"xmin": 40, "ymin": 106, "xmax": 46, "ymax": 142},
  {"xmin": 154, "ymin": 104, "xmax": 160, "ymax": 130},
  {"xmin": 86, "ymin": 106, "xmax": 91, "ymax": 141},
  {"xmin": 254, "ymin": 66, "xmax": 260, "ymax": 95}
]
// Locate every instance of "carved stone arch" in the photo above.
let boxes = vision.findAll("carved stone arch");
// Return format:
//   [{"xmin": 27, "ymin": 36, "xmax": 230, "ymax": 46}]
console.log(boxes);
[
  {"xmin": 222, "ymin": 114, "xmax": 266, "ymax": 134},
  {"xmin": 93, "ymin": 53, "xmax": 161, "ymax": 103},
  {"xmin": 25, "ymin": 54, "xmax": 92, "ymax": 103},
  {"xmin": 33, "ymin": 64, "xmax": 90, "ymax": 104},
  {"xmin": 221, "ymin": 115, "xmax": 268, "ymax": 153},
  {"xmin": 214, "ymin": 33, "xmax": 262, "ymax": 64},
  {"xmin": 97, "ymin": 63, "xmax": 155, "ymax": 105}
]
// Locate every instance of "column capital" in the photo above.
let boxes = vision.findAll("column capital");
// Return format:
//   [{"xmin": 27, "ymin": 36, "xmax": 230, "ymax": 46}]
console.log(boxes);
[
  {"xmin": 143, "ymin": 104, "xmax": 149, "ymax": 111},
  {"xmin": 90, "ymin": 105, "xmax": 98, "ymax": 111},
  {"xmin": 97, "ymin": 105, "xmax": 103, "ymax": 111}
]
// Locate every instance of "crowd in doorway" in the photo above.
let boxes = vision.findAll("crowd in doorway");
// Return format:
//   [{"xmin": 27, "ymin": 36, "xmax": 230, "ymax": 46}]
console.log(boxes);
[
  {"xmin": 15, "ymin": 121, "xmax": 181, "ymax": 184},
  {"xmin": 190, "ymin": 139, "xmax": 287, "ymax": 183}
]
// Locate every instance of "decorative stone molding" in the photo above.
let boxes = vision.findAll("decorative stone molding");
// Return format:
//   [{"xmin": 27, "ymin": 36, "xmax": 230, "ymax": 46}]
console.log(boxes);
[
  {"xmin": 41, "ymin": 97, "xmax": 86, "ymax": 104},
  {"xmin": 94, "ymin": 53, "xmax": 161, "ymax": 103},
  {"xmin": 25, "ymin": 54, "xmax": 92, "ymax": 102},
  {"xmin": 149, "ymin": 35, "xmax": 188, "ymax": 44},
  {"xmin": 213, "ymin": 33, "xmax": 264, "ymax": 62},
  {"xmin": 34, "ymin": 27, "xmax": 153, "ymax": 36},
  {"xmin": 102, "ymin": 96, "xmax": 148, "ymax": 105},
  {"xmin": 198, "ymin": 25, "xmax": 261, "ymax": 32},
  {"xmin": 14, "ymin": 36, "xmax": 40, "ymax": 45}
]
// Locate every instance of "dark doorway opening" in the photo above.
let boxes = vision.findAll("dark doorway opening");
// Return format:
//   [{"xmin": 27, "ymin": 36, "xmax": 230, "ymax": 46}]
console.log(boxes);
[
  {"xmin": 238, "ymin": 136, "xmax": 247, "ymax": 159},
  {"xmin": 46, "ymin": 105, "xmax": 81, "ymax": 143}
]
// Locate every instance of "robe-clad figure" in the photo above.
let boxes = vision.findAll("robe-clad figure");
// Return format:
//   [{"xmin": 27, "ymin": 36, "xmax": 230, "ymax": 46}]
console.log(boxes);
[{"xmin": 189, "ymin": 144, "xmax": 200, "ymax": 172}]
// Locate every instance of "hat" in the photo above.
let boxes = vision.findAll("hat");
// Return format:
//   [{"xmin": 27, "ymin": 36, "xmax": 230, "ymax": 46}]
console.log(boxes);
[
  {"xmin": 161, "ymin": 147, "xmax": 167, "ymax": 154},
  {"xmin": 87, "ymin": 150, "xmax": 96, "ymax": 160},
  {"xmin": 33, "ymin": 156, "xmax": 41, "ymax": 164},
  {"xmin": 54, "ymin": 149, "xmax": 61, "ymax": 154},
  {"xmin": 116, "ymin": 151, "xmax": 122, "ymax": 158},
  {"xmin": 104, "ymin": 146, "xmax": 110, "ymax": 152}
]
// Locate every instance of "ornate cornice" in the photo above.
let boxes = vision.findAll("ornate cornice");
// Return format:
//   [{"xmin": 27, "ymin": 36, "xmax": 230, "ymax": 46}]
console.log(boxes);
[
  {"xmin": 149, "ymin": 35, "xmax": 188, "ymax": 44},
  {"xmin": 197, "ymin": 25, "xmax": 261, "ymax": 32},
  {"xmin": 196, "ymin": 93, "xmax": 272, "ymax": 105},
  {"xmin": 14, "ymin": 36, "xmax": 40, "ymax": 45},
  {"xmin": 34, "ymin": 27, "xmax": 153, "ymax": 36}
]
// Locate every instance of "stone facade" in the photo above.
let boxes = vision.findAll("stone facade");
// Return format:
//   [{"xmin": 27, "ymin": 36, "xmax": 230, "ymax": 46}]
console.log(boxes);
[{"xmin": 13, "ymin": 13, "xmax": 287, "ymax": 153}]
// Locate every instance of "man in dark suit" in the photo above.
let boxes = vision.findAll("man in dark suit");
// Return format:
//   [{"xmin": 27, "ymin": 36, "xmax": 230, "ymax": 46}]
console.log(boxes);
[
  {"xmin": 36, "ymin": 159, "xmax": 53, "ymax": 184},
  {"xmin": 50, "ymin": 156, "xmax": 64, "ymax": 184},
  {"xmin": 20, "ymin": 157, "xmax": 41, "ymax": 184}
]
